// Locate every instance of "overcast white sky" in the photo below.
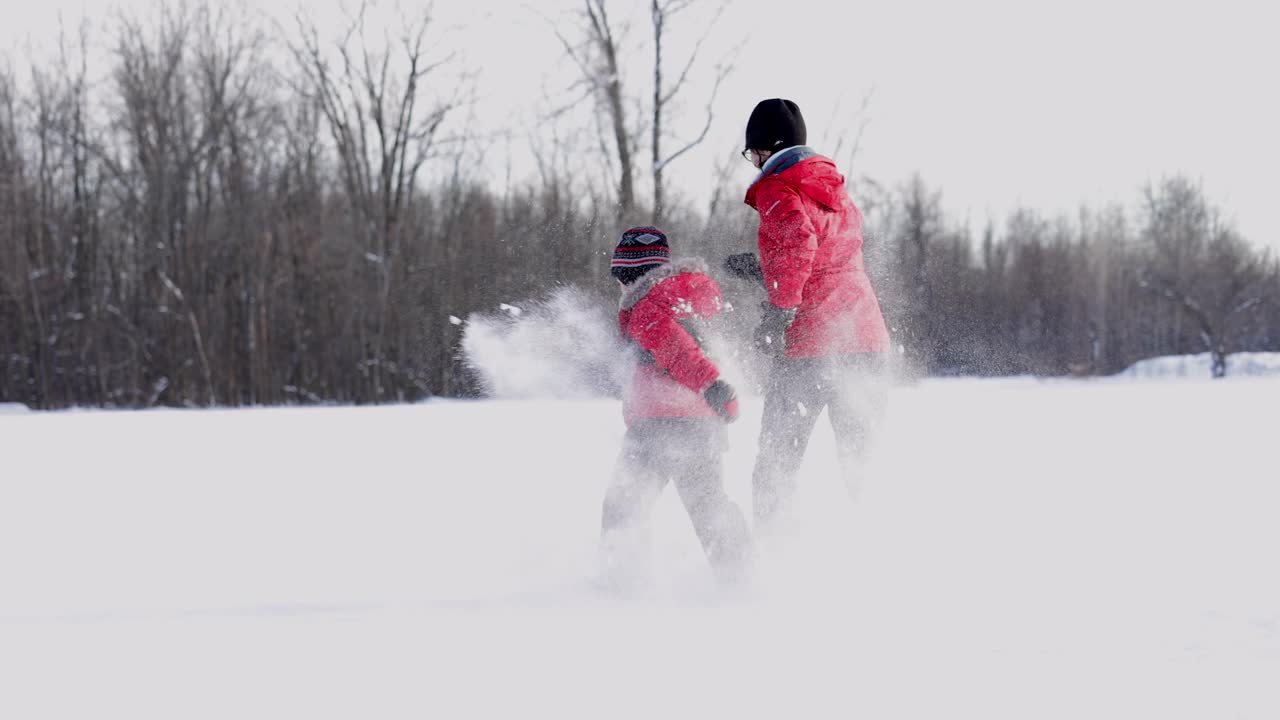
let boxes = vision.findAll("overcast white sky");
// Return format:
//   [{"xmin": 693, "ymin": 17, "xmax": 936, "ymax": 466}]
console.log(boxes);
[{"xmin": 4, "ymin": 0, "xmax": 1278, "ymax": 249}]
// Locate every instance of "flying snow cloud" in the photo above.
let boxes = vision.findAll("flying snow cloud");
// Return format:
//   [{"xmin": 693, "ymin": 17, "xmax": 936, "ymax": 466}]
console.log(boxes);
[{"xmin": 461, "ymin": 285, "xmax": 634, "ymax": 399}]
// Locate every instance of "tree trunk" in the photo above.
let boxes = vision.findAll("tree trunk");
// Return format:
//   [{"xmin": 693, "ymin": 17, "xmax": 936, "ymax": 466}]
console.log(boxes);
[{"xmin": 651, "ymin": 0, "xmax": 664, "ymax": 225}]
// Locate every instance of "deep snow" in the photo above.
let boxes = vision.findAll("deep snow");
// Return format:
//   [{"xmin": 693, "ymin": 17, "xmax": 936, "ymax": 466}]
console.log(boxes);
[{"xmin": 2, "ymin": 375, "xmax": 1278, "ymax": 719}]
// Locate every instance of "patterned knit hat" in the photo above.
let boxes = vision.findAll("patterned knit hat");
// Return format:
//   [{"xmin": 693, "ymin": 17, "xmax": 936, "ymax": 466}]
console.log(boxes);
[{"xmin": 611, "ymin": 226, "xmax": 670, "ymax": 285}]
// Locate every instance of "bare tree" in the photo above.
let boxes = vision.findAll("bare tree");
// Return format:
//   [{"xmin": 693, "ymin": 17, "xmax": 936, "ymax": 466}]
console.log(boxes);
[
  {"xmin": 540, "ymin": 0, "xmax": 637, "ymax": 220},
  {"xmin": 894, "ymin": 174, "xmax": 944, "ymax": 371},
  {"xmin": 1072, "ymin": 204, "xmax": 1127, "ymax": 374},
  {"xmin": 542, "ymin": 0, "xmax": 732, "ymax": 224},
  {"xmin": 649, "ymin": 0, "xmax": 731, "ymax": 224},
  {"xmin": 289, "ymin": 1, "xmax": 463, "ymax": 399},
  {"xmin": 0, "ymin": 62, "xmax": 33, "ymax": 402},
  {"xmin": 1137, "ymin": 179, "xmax": 1274, "ymax": 377},
  {"xmin": 822, "ymin": 88, "xmax": 875, "ymax": 181}
]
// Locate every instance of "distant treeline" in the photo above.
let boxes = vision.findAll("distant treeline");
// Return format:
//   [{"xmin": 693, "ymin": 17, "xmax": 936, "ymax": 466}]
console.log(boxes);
[{"xmin": 2, "ymin": 2, "xmax": 1277, "ymax": 409}]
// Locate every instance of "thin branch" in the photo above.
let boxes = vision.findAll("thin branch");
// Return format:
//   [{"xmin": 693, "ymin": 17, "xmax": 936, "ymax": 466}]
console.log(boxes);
[
  {"xmin": 656, "ymin": 56, "xmax": 730, "ymax": 171},
  {"xmin": 657, "ymin": 1, "xmax": 726, "ymax": 107}
]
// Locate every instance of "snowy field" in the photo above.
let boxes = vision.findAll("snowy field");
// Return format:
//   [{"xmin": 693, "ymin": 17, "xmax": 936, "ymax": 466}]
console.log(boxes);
[
  {"xmin": 2, "ymin": 375, "xmax": 1279, "ymax": 719},
  {"xmin": 1120, "ymin": 351, "xmax": 1280, "ymax": 379}
]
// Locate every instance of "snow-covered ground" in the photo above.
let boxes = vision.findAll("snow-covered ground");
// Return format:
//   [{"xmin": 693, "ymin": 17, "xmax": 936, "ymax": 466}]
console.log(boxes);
[
  {"xmin": 2, "ymin": 375, "xmax": 1278, "ymax": 719},
  {"xmin": 1119, "ymin": 351, "xmax": 1280, "ymax": 380}
]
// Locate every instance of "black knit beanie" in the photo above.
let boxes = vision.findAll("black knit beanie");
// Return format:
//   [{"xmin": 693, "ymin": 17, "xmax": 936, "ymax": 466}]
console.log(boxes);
[
  {"xmin": 744, "ymin": 98, "xmax": 807, "ymax": 151},
  {"xmin": 610, "ymin": 226, "xmax": 670, "ymax": 285}
]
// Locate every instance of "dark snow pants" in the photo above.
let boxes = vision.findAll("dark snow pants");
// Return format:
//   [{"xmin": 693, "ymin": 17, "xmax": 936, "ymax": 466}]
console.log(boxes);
[
  {"xmin": 601, "ymin": 418, "xmax": 752, "ymax": 582},
  {"xmin": 752, "ymin": 353, "xmax": 888, "ymax": 531}
]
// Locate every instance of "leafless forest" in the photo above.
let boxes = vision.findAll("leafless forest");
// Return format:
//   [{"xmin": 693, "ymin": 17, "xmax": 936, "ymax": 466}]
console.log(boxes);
[{"xmin": 2, "ymin": 1, "xmax": 1277, "ymax": 409}]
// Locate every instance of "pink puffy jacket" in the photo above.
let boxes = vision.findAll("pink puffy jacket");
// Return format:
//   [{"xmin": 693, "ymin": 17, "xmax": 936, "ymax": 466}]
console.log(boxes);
[{"xmin": 745, "ymin": 148, "xmax": 891, "ymax": 357}]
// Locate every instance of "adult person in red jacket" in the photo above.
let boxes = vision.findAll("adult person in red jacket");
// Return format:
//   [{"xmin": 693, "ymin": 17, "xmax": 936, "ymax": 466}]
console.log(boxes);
[
  {"xmin": 600, "ymin": 226, "xmax": 752, "ymax": 587},
  {"xmin": 740, "ymin": 99, "xmax": 892, "ymax": 533}
]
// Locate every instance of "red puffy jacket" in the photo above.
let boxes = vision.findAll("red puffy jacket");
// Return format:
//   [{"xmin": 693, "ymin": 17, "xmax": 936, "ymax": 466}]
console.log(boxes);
[
  {"xmin": 745, "ymin": 148, "xmax": 891, "ymax": 357},
  {"xmin": 618, "ymin": 258, "xmax": 724, "ymax": 425}
]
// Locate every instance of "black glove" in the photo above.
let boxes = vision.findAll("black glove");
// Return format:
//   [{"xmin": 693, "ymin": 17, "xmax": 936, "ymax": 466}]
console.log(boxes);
[
  {"xmin": 754, "ymin": 302, "xmax": 797, "ymax": 356},
  {"xmin": 702, "ymin": 379, "xmax": 740, "ymax": 423},
  {"xmin": 723, "ymin": 253, "xmax": 764, "ymax": 286}
]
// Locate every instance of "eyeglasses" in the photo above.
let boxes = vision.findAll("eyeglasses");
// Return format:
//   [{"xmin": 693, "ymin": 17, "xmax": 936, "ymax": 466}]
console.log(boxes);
[{"xmin": 741, "ymin": 148, "xmax": 770, "ymax": 165}]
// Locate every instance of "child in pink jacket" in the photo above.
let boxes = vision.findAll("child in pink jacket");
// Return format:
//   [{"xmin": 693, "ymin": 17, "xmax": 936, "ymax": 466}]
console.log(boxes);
[{"xmin": 600, "ymin": 226, "xmax": 752, "ymax": 587}]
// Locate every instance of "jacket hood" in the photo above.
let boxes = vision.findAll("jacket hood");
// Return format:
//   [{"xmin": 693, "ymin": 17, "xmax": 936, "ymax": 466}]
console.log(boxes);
[
  {"xmin": 618, "ymin": 257, "xmax": 711, "ymax": 310},
  {"xmin": 746, "ymin": 147, "xmax": 847, "ymax": 212}
]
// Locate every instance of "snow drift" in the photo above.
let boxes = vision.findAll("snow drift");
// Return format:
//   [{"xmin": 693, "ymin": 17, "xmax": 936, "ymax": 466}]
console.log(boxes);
[{"xmin": 1119, "ymin": 351, "xmax": 1280, "ymax": 379}]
